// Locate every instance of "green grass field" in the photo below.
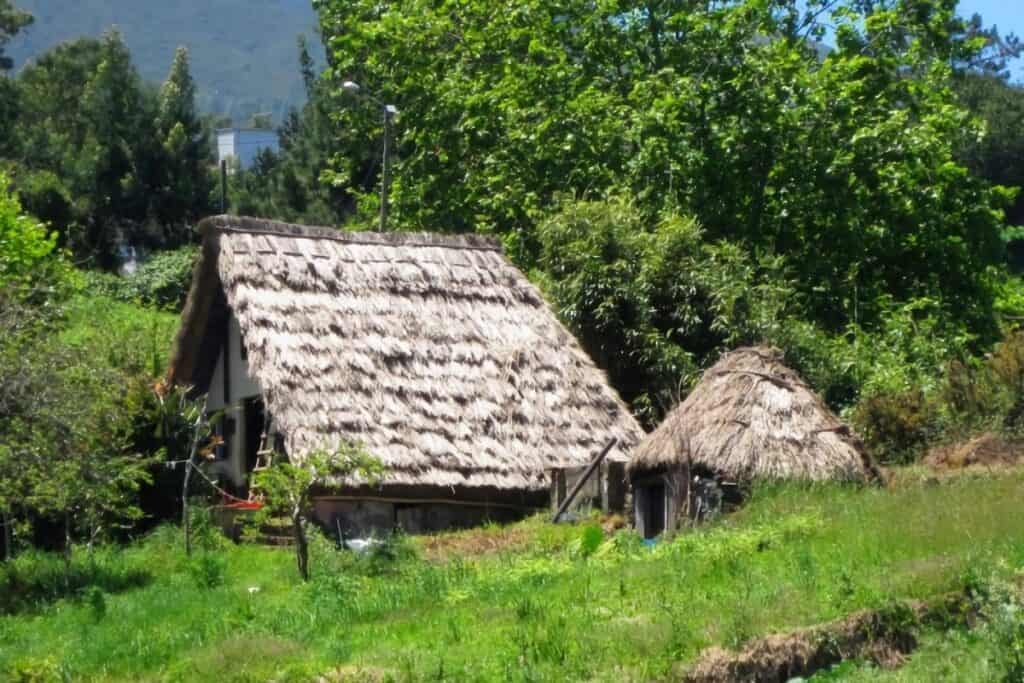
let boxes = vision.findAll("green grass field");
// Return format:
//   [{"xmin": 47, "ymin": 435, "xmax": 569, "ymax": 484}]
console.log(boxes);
[{"xmin": 2, "ymin": 470, "xmax": 1023, "ymax": 682}]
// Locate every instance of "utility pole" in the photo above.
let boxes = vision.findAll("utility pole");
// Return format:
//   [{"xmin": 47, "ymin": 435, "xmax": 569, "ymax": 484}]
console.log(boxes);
[
  {"xmin": 220, "ymin": 160, "xmax": 228, "ymax": 214},
  {"xmin": 381, "ymin": 104, "xmax": 397, "ymax": 231},
  {"xmin": 342, "ymin": 81, "xmax": 399, "ymax": 231}
]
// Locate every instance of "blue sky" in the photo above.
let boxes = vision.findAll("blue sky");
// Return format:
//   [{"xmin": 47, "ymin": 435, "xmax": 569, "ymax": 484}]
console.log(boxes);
[{"xmin": 957, "ymin": 0, "xmax": 1023, "ymax": 80}]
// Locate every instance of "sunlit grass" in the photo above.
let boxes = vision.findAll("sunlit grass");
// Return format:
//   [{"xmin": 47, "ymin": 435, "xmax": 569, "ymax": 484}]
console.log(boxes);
[{"xmin": 2, "ymin": 471, "xmax": 1023, "ymax": 681}]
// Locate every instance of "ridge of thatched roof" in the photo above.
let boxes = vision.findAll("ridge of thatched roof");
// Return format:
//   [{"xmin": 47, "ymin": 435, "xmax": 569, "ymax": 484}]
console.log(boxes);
[
  {"xmin": 629, "ymin": 346, "xmax": 876, "ymax": 483},
  {"xmin": 168, "ymin": 216, "xmax": 643, "ymax": 492}
]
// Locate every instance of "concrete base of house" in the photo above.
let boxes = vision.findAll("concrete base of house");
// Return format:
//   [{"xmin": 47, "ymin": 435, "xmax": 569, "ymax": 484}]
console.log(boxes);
[
  {"xmin": 211, "ymin": 485, "xmax": 549, "ymax": 541},
  {"xmin": 312, "ymin": 498, "xmax": 529, "ymax": 537},
  {"xmin": 310, "ymin": 484, "xmax": 547, "ymax": 538}
]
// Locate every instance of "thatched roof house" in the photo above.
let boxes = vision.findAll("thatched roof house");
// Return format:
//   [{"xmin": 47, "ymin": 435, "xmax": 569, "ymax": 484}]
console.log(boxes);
[
  {"xmin": 168, "ymin": 216, "xmax": 642, "ymax": 531},
  {"xmin": 628, "ymin": 346, "xmax": 876, "ymax": 537}
]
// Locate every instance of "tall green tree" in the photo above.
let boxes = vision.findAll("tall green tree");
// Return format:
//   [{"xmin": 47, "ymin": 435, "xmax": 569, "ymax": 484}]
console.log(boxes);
[
  {"xmin": 957, "ymin": 74, "xmax": 1024, "ymax": 237},
  {"xmin": 155, "ymin": 47, "xmax": 213, "ymax": 239},
  {"xmin": 78, "ymin": 30, "xmax": 152, "ymax": 264},
  {"xmin": 10, "ymin": 32, "xmax": 178, "ymax": 266},
  {"xmin": 9, "ymin": 38, "xmax": 103, "ymax": 245}
]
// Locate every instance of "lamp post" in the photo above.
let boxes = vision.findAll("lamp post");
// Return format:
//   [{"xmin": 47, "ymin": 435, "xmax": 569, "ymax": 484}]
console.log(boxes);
[{"xmin": 343, "ymin": 81, "xmax": 398, "ymax": 231}]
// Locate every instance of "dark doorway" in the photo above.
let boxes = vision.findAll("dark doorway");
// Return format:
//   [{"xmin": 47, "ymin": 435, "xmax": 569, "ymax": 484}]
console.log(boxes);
[{"xmin": 642, "ymin": 483, "xmax": 665, "ymax": 539}]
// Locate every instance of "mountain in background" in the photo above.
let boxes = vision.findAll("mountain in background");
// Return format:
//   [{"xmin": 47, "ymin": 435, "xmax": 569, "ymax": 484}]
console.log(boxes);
[{"xmin": 7, "ymin": 0, "xmax": 324, "ymax": 124}]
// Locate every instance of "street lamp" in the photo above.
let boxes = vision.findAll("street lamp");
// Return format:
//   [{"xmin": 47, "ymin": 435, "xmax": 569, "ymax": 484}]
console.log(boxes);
[{"xmin": 343, "ymin": 81, "xmax": 399, "ymax": 232}]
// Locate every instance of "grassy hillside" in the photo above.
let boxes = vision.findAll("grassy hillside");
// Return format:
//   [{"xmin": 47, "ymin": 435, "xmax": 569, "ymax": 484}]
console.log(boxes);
[
  {"xmin": 7, "ymin": 0, "xmax": 323, "ymax": 122},
  {"xmin": 1, "ymin": 471, "xmax": 1023, "ymax": 681}
]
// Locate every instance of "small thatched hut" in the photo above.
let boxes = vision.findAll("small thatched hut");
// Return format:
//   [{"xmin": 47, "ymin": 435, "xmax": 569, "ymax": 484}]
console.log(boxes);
[
  {"xmin": 168, "ymin": 216, "xmax": 643, "ymax": 534},
  {"xmin": 628, "ymin": 346, "xmax": 876, "ymax": 537}
]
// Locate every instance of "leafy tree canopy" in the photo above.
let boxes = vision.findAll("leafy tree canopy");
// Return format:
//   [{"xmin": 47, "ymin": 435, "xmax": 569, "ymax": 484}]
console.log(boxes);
[{"xmin": 316, "ymin": 0, "xmax": 1015, "ymax": 343}]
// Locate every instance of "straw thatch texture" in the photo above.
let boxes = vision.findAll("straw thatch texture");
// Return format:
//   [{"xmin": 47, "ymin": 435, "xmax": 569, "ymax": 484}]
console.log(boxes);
[
  {"xmin": 629, "ymin": 346, "xmax": 873, "ymax": 482},
  {"xmin": 169, "ymin": 216, "xmax": 643, "ymax": 492}
]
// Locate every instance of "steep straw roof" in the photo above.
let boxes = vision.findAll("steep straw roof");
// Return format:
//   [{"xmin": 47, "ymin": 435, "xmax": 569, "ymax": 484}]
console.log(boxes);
[
  {"xmin": 629, "ymin": 346, "xmax": 875, "ymax": 482},
  {"xmin": 169, "ymin": 216, "xmax": 643, "ymax": 492}
]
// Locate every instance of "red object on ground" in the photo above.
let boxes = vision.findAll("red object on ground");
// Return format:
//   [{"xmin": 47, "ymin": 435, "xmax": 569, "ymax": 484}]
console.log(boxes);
[{"xmin": 222, "ymin": 499, "xmax": 263, "ymax": 510}]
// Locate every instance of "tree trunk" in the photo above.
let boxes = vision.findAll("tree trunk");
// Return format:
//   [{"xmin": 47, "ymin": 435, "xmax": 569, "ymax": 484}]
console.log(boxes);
[
  {"xmin": 1, "ymin": 509, "xmax": 11, "ymax": 562},
  {"xmin": 292, "ymin": 509, "xmax": 309, "ymax": 581},
  {"xmin": 63, "ymin": 511, "xmax": 73, "ymax": 568}
]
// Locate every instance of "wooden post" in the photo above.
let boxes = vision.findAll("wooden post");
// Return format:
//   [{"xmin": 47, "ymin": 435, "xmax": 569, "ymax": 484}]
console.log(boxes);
[
  {"xmin": 552, "ymin": 438, "xmax": 617, "ymax": 523},
  {"xmin": 550, "ymin": 469, "xmax": 567, "ymax": 514},
  {"xmin": 182, "ymin": 412, "xmax": 205, "ymax": 556},
  {"xmin": 677, "ymin": 435, "xmax": 693, "ymax": 529},
  {"xmin": 293, "ymin": 509, "xmax": 309, "ymax": 581}
]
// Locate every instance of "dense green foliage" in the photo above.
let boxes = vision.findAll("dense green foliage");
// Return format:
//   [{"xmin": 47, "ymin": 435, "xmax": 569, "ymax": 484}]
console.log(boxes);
[
  {"xmin": 6, "ymin": 0, "xmax": 321, "ymax": 121},
  {"xmin": 0, "ymin": 1, "xmax": 30, "ymax": 167},
  {"xmin": 0, "ymin": 291, "xmax": 182, "ymax": 557},
  {"xmin": 4, "ymin": 29, "xmax": 214, "ymax": 268},
  {"xmin": 1, "ymin": 473, "xmax": 1023, "ymax": 680},
  {"xmin": 535, "ymin": 199, "xmax": 797, "ymax": 418},
  {"xmin": 0, "ymin": 176, "xmax": 184, "ymax": 559},
  {"xmin": 85, "ymin": 246, "xmax": 198, "ymax": 310},
  {"xmin": 0, "ymin": 172, "xmax": 66, "ymax": 294},
  {"xmin": 317, "ymin": 0, "xmax": 1008, "ymax": 325}
]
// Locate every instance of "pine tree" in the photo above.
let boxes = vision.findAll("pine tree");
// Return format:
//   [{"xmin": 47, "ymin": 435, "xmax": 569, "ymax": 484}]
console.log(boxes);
[
  {"xmin": 79, "ymin": 30, "xmax": 148, "ymax": 267},
  {"xmin": 156, "ymin": 46, "xmax": 212, "ymax": 238}
]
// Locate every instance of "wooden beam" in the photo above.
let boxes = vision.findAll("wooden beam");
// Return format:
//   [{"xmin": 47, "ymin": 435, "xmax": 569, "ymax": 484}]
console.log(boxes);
[{"xmin": 551, "ymin": 438, "xmax": 618, "ymax": 523}]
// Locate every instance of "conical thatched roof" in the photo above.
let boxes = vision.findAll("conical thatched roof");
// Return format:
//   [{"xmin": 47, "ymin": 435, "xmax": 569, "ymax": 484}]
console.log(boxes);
[
  {"xmin": 168, "ymin": 216, "xmax": 643, "ymax": 492},
  {"xmin": 629, "ymin": 346, "xmax": 874, "ymax": 482}
]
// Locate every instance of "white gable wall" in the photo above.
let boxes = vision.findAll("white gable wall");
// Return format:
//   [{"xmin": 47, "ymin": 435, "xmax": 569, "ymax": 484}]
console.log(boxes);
[
  {"xmin": 207, "ymin": 312, "xmax": 261, "ymax": 487},
  {"xmin": 207, "ymin": 314, "xmax": 260, "ymax": 410}
]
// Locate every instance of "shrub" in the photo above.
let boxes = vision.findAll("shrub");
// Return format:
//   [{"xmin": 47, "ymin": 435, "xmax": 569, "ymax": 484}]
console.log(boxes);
[
  {"xmin": 851, "ymin": 390, "xmax": 938, "ymax": 464},
  {"xmin": 1, "ymin": 291, "xmax": 182, "ymax": 558},
  {"xmin": 3, "ymin": 656, "xmax": 64, "ymax": 683},
  {"xmin": 983, "ymin": 571, "xmax": 1024, "ymax": 682},
  {"xmin": 0, "ymin": 171, "xmax": 73, "ymax": 299},
  {"xmin": 250, "ymin": 445, "xmax": 384, "ymax": 580},
  {"xmin": 82, "ymin": 245, "xmax": 197, "ymax": 310},
  {"xmin": 568, "ymin": 524, "xmax": 604, "ymax": 559},
  {"xmin": 188, "ymin": 552, "xmax": 228, "ymax": 589},
  {"xmin": 124, "ymin": 246, "xmax": 197, "ymax": 309},
  {"xmin": 13, "ymin": 170, "xmax": 74, "ymax": 244},
  {"xmin": 536, "ymin": 197, "xmax": 801, "ymax": 424}
]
